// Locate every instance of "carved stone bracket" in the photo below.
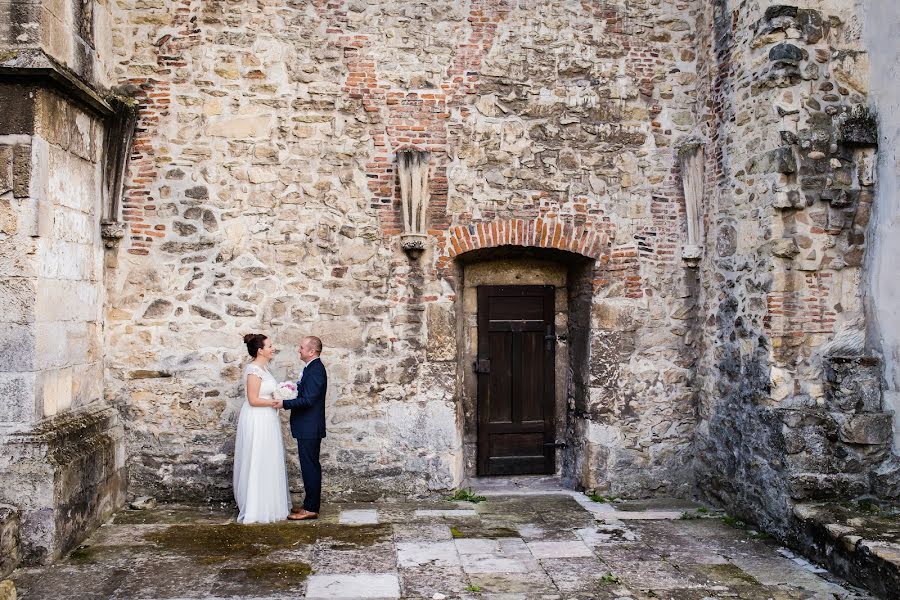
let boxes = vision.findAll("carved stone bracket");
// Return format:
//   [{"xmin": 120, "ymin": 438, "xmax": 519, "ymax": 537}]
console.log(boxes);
[
  {"xmin": 397, "ymin": 149, "xmax": 431, "ymax": 259},
  {"xmin": 100, "ymin": 219, "xmax": 126, "ymax": 249},
  {"xmin": 399, "ymin": 233, "xmax": 429, "ymax": 260}
]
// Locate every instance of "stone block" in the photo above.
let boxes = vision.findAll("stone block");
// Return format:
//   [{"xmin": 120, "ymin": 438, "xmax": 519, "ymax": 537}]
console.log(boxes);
[
  {"xmin": 833, "ymin": 413, "xmax": 893, "ymax": 446},
  {"xmin": 0, "ymin": 85, "xmax": 37, "ymax": 136},
  {"xmin": 40, "ymin": 239, "xmax": 96, "ymax": 281},
  {"xmin": 426, "ymin": 303, "xmax": 456, "ymax": 362},
  {"xmin": 48, "ymin": 145, "xmax": 97, "ymax": 213},
  {"xmin": 0, "ymin": 324, "xmax": 35, "ymax": 372},
  {"xmin": 0, "ymin": 504, "xmax": 21, "ymax": 579},
  {"xmin": 39, "ymin": 367, "xmax": 73, "ymax": 418},
  {"xmin": 0, "ymin": 147, "xmax": 12, "ymax": 198},
  {"xmin": 772, "ymin": 238, "xmax": 799, "ymax": 258},
  {"xmin": 824, "ymin": 357, "xmax": 882, "ymax": 413},
  {"xmin": 837, "ymin": 106, "xmax": 878, "ymax": 147},
  {"xmin": 0, "ymin": 278, "xmax": 35, "ymax": 324},
  {"xmin": 769, "ymin": 43, "xmax": 804, "ymax": 65},
  {"xmin": 0, "ymin": 579, "xmax": 14, "ymax": 600},
  {"xmin": 873, "ymin": 459, "xmax": 900, "ymax": 500},
  {"xmin": 592, "ymin": 299, "xmax": 638, "ymax": 331},
  {"xmin": 33, "ymin": 280, "xmax": 93, "ymax": 323},
  {"xmin": 0, "ymin": 373, "xmax": 37, "ymax": 424},
  {"xmin": 11, "ymin": 146, "xmax": 31, "ymax": 199},
  {"xmin": 306, "ymin": 574, "xmax": 400, "ymax": 599},
  {"xmin": 747, "ymin": 147, "xmax": 796, "ymax": 175},
  {"xmin": 206, "ymin": 114, "xmax": 273, "ymax": 138},
  {"xmin": 312, "ymin": 319, "xmax": 365, "ymax": 351},
  {"xmin": 35, "ymin": 322, "xmax": 90, "ymax": 370},
  {"xmin": 788, "ymin": 473, "xmax": 868, "ymax": 501}
]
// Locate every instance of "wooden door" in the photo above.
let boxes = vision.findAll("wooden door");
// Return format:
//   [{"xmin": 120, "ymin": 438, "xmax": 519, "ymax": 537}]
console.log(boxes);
[{"xmin": 476, "ymin": 285, "xmax": 556, "ymax": 476}]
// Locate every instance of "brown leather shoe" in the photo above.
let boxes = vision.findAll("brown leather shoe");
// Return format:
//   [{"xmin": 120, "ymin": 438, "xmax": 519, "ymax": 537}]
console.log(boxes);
[
  {"xmin": 290, "ymin": 506, "xmax": 303, "ymax": 514},
  {"xmin": 288, "ymin": 509, "xmax": 319, "ymax": 521}
]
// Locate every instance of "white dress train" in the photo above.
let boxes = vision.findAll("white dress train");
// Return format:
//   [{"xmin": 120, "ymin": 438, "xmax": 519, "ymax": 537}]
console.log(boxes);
[{"xmin": 233, "ymin": 363, "xmax": 291, "ymax": 524}]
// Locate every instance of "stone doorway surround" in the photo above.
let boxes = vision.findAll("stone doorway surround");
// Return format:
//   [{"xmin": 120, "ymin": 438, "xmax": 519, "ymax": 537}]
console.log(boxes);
[{"xmin": 454, "ymin": 248, "xmax": 594, "ymax": 484}]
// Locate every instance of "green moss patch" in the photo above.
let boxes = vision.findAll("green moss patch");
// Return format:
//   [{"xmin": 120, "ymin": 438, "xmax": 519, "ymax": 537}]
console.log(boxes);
[
  {"xmin": 447, "ymin": 523, "xmax": 518, "ymax": 539},
  {"xmin": 114, "ymin": 505, "xmax": 234, "ymax": 525},
  {"xmin": 695, "ymin": 563, "xmax": 760, "ymax": 586},
  {"xmin": 218, "ymin": 561, "xmax": 313, "ymax": 590},
  {"xmin": 145, "ymin": 523, "xmax": 390, "ymax": 562}
]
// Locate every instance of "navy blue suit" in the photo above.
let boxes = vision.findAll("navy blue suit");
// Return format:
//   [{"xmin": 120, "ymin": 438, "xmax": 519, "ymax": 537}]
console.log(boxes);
[{"xmin": 282, "ymin": 357, "xmax": 327, "ymax": 512}]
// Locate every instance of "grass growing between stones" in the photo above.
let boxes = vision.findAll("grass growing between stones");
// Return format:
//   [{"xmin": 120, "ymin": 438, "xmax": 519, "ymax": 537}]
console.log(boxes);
[
  {"xmin": 721, "ymin": 515, "xmax": 745, "ymax": 528},
  {"xmin": 447, "ymin": 488, "xmax": 487, "ymax": 503},
  {"xmin": 599, "ymin": 572, "xmax": 621, "ymax": 585},
  {"xmin": 145, "ymin": 523, "xmax": 390, "ymax": 563},
  {"xmin": 586, "ymin": 492, "xmax": 617, "ymax": 503}
]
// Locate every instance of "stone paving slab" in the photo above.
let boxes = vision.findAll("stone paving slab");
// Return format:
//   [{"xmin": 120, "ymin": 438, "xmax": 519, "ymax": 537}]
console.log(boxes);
[
  {"xmin": 396, "ymin": 541, "xmax": 460, "ymax": 567},
  {"xmin": 7, "ymin": 496, "xmax": 878, "ymax": 600},
  {"xmin": 525, "ymin": 540, "xmax": 593, "ymax": 559},
  {"xmin": 306, "ymin": 573, "xmax": 401, "ymax": 598},
  {"xmin": 414, "ymin": 509, "xmax": 478, "ymax": 518},
  {"xmin": 338, "ymin": 509, "xmax": 379, "ymax": 525}
]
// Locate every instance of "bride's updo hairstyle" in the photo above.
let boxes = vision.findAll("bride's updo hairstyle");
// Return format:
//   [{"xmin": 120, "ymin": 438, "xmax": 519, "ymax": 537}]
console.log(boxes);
[{"xmin": 243, "ymin": 333, "xmax": 267, "ymax": 358}]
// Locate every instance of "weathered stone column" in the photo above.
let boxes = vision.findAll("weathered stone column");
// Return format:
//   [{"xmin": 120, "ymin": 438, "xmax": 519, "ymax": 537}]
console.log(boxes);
[{"xmin": 0, "ymin": 0, "xmax": 126, "ymax": 565}]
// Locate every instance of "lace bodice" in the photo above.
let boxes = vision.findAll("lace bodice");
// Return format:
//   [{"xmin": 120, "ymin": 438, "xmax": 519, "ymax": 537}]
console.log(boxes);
[{"xmin": 244, "ymin": 363, "xmax": 278, "ymax": 400}]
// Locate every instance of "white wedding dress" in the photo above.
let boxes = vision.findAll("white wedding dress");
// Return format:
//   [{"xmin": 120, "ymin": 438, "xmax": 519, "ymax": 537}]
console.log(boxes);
[{"xmin": 233, "ymin": 363, "xmax": 291, "ymax": 524}]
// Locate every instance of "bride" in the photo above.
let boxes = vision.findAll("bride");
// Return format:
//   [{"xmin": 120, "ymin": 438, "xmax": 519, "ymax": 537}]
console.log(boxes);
[{"xmin": 233, "ymin": 333, "xmax": 291, "ymax": 523}]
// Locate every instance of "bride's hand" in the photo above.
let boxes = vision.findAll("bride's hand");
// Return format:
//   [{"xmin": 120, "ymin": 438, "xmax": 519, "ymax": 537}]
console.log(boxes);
[{"xmin": 272, "ymin": 400, "xmax": 283, "ymax": 409}]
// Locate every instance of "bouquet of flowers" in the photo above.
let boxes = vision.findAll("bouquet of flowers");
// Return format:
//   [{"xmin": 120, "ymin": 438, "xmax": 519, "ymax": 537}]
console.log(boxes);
[{"xmin": 273, "ymin": 381, "xmax": 298, "ymax": 401}]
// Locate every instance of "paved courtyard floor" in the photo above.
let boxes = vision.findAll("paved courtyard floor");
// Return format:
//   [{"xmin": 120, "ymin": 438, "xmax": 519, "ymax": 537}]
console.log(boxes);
[{"xmin": 10, "ymin": 492, "xmax": 874, "ymax": 599}]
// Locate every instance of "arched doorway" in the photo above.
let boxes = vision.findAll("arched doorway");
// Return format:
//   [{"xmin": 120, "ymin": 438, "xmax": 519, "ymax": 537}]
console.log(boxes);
[{"xmin": 454, "ymin": 246, "xmax": 594, "ymax": 483}]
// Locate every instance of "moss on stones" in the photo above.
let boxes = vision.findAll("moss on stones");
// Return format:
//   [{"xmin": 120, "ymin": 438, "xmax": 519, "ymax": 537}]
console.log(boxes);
[{"xmin": 145, "ymin": 522, "xmax": 390, "ymax": 562}]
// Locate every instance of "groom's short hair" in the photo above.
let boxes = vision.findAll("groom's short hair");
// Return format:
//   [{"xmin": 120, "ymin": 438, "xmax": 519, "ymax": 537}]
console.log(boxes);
[{"xmin": 303, "ymin": 336, "xmax": 323, "ymax": 354}]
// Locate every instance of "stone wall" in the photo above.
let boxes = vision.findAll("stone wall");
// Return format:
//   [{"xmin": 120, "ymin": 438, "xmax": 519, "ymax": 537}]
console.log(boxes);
[
  {"xmin": 0, "ymin": 0, "xmax": 126, "ymax": 562},
  {"xmin": 106, "ymin": 0, "xmax": 706, "ymax": 501},
  {"xmin": 692, "ymin": 0, "xmax": 898, "ymax": 535},
  {"xmin": 864, "ymin": 1, "xmax": 900, "ymax": 456}
]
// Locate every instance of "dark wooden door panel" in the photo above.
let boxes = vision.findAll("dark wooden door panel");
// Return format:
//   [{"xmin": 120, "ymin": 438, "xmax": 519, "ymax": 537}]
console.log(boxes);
[
  {"xmin": 488, "ymin": 332, "xmax": 512, "ymax": 422},
  {"xmin": 477, "ymin": 285, "xmax": 556, "ymax": 476}
]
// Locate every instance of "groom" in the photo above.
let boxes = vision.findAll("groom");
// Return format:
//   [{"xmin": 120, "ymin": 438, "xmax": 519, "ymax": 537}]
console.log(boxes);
[{"xmin": 280, "ymin": 335, "xmax": 327, "ymax": 521}]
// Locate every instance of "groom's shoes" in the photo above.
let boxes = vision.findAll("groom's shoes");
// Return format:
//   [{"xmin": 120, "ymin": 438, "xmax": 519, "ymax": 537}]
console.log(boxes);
[{"xmin": 288, "ymin": 509, "xmax": 318, "ymax": 521}]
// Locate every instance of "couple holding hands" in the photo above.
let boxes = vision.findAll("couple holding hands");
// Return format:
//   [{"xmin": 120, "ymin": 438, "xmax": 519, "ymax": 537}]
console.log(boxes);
[{"xmin": 233, "ymin": 333, "xmax": 328, "ymax": 524}]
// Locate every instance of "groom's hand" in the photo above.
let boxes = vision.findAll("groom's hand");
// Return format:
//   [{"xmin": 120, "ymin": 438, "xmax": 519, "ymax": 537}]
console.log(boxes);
[{"xmin": 272, "ymin": 400, "xmax": 283, "ymax": 409}]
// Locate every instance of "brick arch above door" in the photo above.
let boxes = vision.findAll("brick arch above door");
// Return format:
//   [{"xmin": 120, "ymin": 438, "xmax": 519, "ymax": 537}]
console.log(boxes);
[{"xmin": 440, "ymin": 218, "xmax": 611, "ymax": 262}]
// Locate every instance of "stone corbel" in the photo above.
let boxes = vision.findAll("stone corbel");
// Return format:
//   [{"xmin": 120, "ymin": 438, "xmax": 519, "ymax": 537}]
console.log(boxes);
[
  {"xmin": 100, "ymin": 219, "xmax": 126, "ymax": 249},
  {"xmin": 397, "ymin": 149, "xmax": 431, "ymax": 260},
  {"xmin": 677, "ymin": 141, "xmax": 705, "ymax": 267},
  {"xmin": 100, "ymin": 91, "xmax": 139, "ymax": 254}
]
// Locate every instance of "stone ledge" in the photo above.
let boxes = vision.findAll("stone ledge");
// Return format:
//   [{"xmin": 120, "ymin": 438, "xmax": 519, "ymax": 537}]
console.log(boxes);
[
  {"xmin": 791, "ymin": 502, "xmax": 900, "ymax": 599},
  {"xmin": 0, "ymin": 404, "xmax": 126, "ymax": 564},
  {"xmin": 0, "ymin": 49, "xmax": 113, "ymax": 118}
]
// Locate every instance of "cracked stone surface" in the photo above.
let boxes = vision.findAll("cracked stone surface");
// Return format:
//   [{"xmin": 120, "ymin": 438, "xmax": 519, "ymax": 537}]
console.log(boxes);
[{"xmin": 8, "ymin": 495, "xmax": 875, "ymax": 599}]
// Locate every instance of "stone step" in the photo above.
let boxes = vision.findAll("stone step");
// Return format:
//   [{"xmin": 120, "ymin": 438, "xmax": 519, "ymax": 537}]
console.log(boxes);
[{"xmin": 791, "ymin": 503, "xmax": 900, "ymax": 599}]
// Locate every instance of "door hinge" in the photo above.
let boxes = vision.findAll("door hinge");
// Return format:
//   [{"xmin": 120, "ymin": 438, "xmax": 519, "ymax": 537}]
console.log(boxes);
[
  {"xmin": 544, "ymin": 325, "xmax": 556, "ymax": 350},
  {"xmin": 473, "ymin": 358, "xmax": 491, "ymax": 374},
  {"xmin": 544, "ymin": 441, "xmax": 567, "ymax": 448}
]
